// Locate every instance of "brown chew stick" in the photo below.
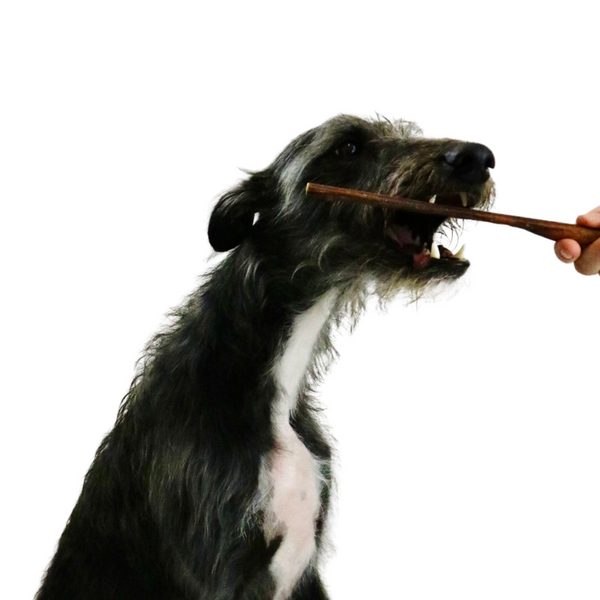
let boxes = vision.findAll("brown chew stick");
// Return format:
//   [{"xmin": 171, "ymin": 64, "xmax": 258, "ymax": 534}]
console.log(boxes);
[{"xmin": 306, "ymin": 183, "xmax": 600, "ymax": 247}]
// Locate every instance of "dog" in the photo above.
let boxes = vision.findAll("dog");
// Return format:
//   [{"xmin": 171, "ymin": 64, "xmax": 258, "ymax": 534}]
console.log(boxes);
[{"xmin": 36, "ymin": 115, "xmax": 495, "ymax": 600}]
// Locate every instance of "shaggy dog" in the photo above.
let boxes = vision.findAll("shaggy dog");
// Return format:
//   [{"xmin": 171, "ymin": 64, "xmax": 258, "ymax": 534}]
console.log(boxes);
[{"xmin": 36, "ymin": 115, "xmax": 495, "ymax": 600}]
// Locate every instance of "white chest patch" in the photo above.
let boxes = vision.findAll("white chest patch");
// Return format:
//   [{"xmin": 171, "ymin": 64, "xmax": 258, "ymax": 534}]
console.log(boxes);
[{"xmin": 264, "ymin": 292, "xmax": 337, "ymax": 600}]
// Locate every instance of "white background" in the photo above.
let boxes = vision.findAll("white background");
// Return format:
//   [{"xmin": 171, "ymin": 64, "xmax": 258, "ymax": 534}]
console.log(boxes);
[{"xmin": 2, "ymin": 2, "xmax": 599, "ymax": 599}]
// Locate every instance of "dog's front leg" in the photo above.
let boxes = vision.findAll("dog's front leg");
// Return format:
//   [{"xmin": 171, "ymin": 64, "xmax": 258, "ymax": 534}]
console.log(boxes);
[{"xmin": 287, "ymin": 571, "xmax": 330, "ymax": 600}]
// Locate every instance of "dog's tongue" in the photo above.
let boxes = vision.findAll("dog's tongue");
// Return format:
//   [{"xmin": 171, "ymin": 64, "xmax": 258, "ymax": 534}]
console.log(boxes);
[
  {"xmin": 413, "ymin": 248, "xmax": 431, "ymax": 268},
  {"xmin": 388, "ymin": 225, "xmax": 416, "ymax": 247}
]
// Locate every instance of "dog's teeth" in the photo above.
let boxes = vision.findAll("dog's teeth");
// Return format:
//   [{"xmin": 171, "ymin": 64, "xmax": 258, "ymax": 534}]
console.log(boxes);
[
  {"xmin": 430, "ymin": 243, "xmax": 440, "ymax": 259},
  {"xmin": 460, "ymin": 192, "xmax": 468, "ymax": 207},
  {"xmin": 429, "ymin": 195, "xmax": 437, "ymax": 204},
  {"xmin": 455, "ymin": 243, "xmax": 466, "ymax": 259}
]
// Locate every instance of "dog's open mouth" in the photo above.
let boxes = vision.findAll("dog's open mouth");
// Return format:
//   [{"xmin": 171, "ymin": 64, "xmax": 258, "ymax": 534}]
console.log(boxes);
[
  {"xmin": 385, "ymin": 192, "xmax": 475, "ymax": 269},
  {"xmin": 386, "ymin": 224, "xmax": 466, "ymax": 268}
]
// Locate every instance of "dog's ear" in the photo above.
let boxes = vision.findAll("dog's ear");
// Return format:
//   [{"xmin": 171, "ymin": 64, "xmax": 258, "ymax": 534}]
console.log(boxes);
[{"xmin": 208, "ymin": 174, "xmax": 271, "ymax": 252}]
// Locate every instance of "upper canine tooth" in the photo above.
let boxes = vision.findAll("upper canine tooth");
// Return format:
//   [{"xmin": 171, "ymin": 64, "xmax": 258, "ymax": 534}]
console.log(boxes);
[
  {"xmin": 430, "ymin": 243, "xmax": 440, "ymax": 259},
  {"xmin": 460, "ymin": 192, "xmax": 468, "ymax": 207},
  {"xmin": 429, "ymin": 195, "xmax": 437, "ymax": 204},
  {"xmin": 455, "ymin": 243, "xmax": 466, "ymax": 259}
]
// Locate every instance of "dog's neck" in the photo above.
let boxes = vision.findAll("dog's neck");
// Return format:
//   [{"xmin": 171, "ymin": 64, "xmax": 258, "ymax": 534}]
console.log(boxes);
[
  {"xmin": 272, "ymin": 290, "xmax": 338, "ymax": 427},
  {"xmin": 266, "ymin": 290, "xmax": 338, "ymax": 599},
  {"xmin": 184, "ymin": 250, "xmax": 346, "ymax": 433}
]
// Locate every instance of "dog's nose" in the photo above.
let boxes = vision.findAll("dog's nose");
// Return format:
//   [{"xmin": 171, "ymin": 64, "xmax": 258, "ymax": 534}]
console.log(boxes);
[{"xmin": 444, "ymin": 143, "xmax": 495, "ymax": 185}]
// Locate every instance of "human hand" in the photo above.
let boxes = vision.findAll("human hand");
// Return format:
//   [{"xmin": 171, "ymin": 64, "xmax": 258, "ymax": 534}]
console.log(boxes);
[{"xmin": 554, "ymin": 206, "xmax": 600, "ymax": 275}]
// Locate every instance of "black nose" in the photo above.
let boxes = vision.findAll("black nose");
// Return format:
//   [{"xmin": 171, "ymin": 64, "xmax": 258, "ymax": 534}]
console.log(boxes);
[{"xmin": 444, "ymin": 143, "xmax": 495, "ymax": 185}]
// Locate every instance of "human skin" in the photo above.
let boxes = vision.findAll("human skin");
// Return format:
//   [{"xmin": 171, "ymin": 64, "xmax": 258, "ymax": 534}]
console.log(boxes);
[{"xmin": 554, "ymin": 206, "xmax": 600, "ymax": 275}]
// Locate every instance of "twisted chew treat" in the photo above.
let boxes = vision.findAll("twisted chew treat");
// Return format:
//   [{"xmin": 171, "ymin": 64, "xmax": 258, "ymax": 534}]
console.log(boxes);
[{"xmin": 306, "ymin": 183, "xmax": 600, "ymax": 247}]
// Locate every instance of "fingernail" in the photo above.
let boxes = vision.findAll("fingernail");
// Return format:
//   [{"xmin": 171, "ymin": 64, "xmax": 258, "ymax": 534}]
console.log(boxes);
[{"xmin": 559, "ymin": 248, "xmax": 574, "ymax": 261}]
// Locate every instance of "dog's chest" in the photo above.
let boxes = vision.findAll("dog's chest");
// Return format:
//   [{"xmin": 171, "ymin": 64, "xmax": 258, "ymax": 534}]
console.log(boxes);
[
  {"xmin": 263, "ymin": 293, "xmax": 335, "ymax": 600},
  {"xmin": 266, "ymin": 423, "xmax": 322, "ymax": 600}
]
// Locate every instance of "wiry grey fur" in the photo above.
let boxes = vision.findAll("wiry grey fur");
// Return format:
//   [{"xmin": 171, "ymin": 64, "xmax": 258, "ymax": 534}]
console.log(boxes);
[{"xmin": 36, "ymin": 115, "xmax": 494, "ymax": 600}]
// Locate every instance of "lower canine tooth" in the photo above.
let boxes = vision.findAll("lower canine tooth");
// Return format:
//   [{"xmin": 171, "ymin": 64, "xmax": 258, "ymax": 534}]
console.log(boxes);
[
  {"xmin": 429, "ymin": 195, "xmax": 437, "ymax": 204},
  {"xmin": 460, "ymin": 192, "xmax": 468, "ymax": 207},
  {"xmin": 455, "ymin": 243, "xmax": 466, "ymax": 259},
  {"xmin": 430, "ymin": 244, "xmax": 440, "ymax": 259}
]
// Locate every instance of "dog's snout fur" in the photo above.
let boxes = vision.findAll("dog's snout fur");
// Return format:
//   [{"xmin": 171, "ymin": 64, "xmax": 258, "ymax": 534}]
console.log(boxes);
[{"xmin": 36, "ymin": 115, "xmax": 495, "ymax": 600}]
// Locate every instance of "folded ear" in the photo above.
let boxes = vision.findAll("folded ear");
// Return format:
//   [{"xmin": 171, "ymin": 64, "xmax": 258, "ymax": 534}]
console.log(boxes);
[{"xmin": 208, "ymin": 173, "xmax": 271, "ymax": 252}]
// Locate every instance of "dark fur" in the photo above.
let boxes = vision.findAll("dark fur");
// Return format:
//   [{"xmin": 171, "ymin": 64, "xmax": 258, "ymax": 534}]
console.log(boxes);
[{"xmin": 36, "ymin": 115, "xmax": 494, "ymax": 600}]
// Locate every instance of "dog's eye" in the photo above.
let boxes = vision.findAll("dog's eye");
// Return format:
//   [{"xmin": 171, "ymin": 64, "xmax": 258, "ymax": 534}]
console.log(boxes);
[{"xmin": 335, "ymin": 141, "xmax": 360, "ymax": 159}]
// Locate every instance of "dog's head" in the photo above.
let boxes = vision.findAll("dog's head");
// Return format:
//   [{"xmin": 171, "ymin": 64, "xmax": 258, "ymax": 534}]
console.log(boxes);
[{"xmin": 209, "ymin": 115, "xmax": 495, "ymax": 288}]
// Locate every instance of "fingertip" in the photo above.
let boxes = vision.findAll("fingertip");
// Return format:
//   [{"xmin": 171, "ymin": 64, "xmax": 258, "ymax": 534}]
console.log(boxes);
[
  {"xmin": 573, "ymin": 236, "xmax": 600, "ymax": 275},
  {"xmin": 554, "ymin": 239, "xmax": 581, "ymax": 263},
  {"xmin": 576, "ymin": 205, "xmax": 600, "ymax": 228}
]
